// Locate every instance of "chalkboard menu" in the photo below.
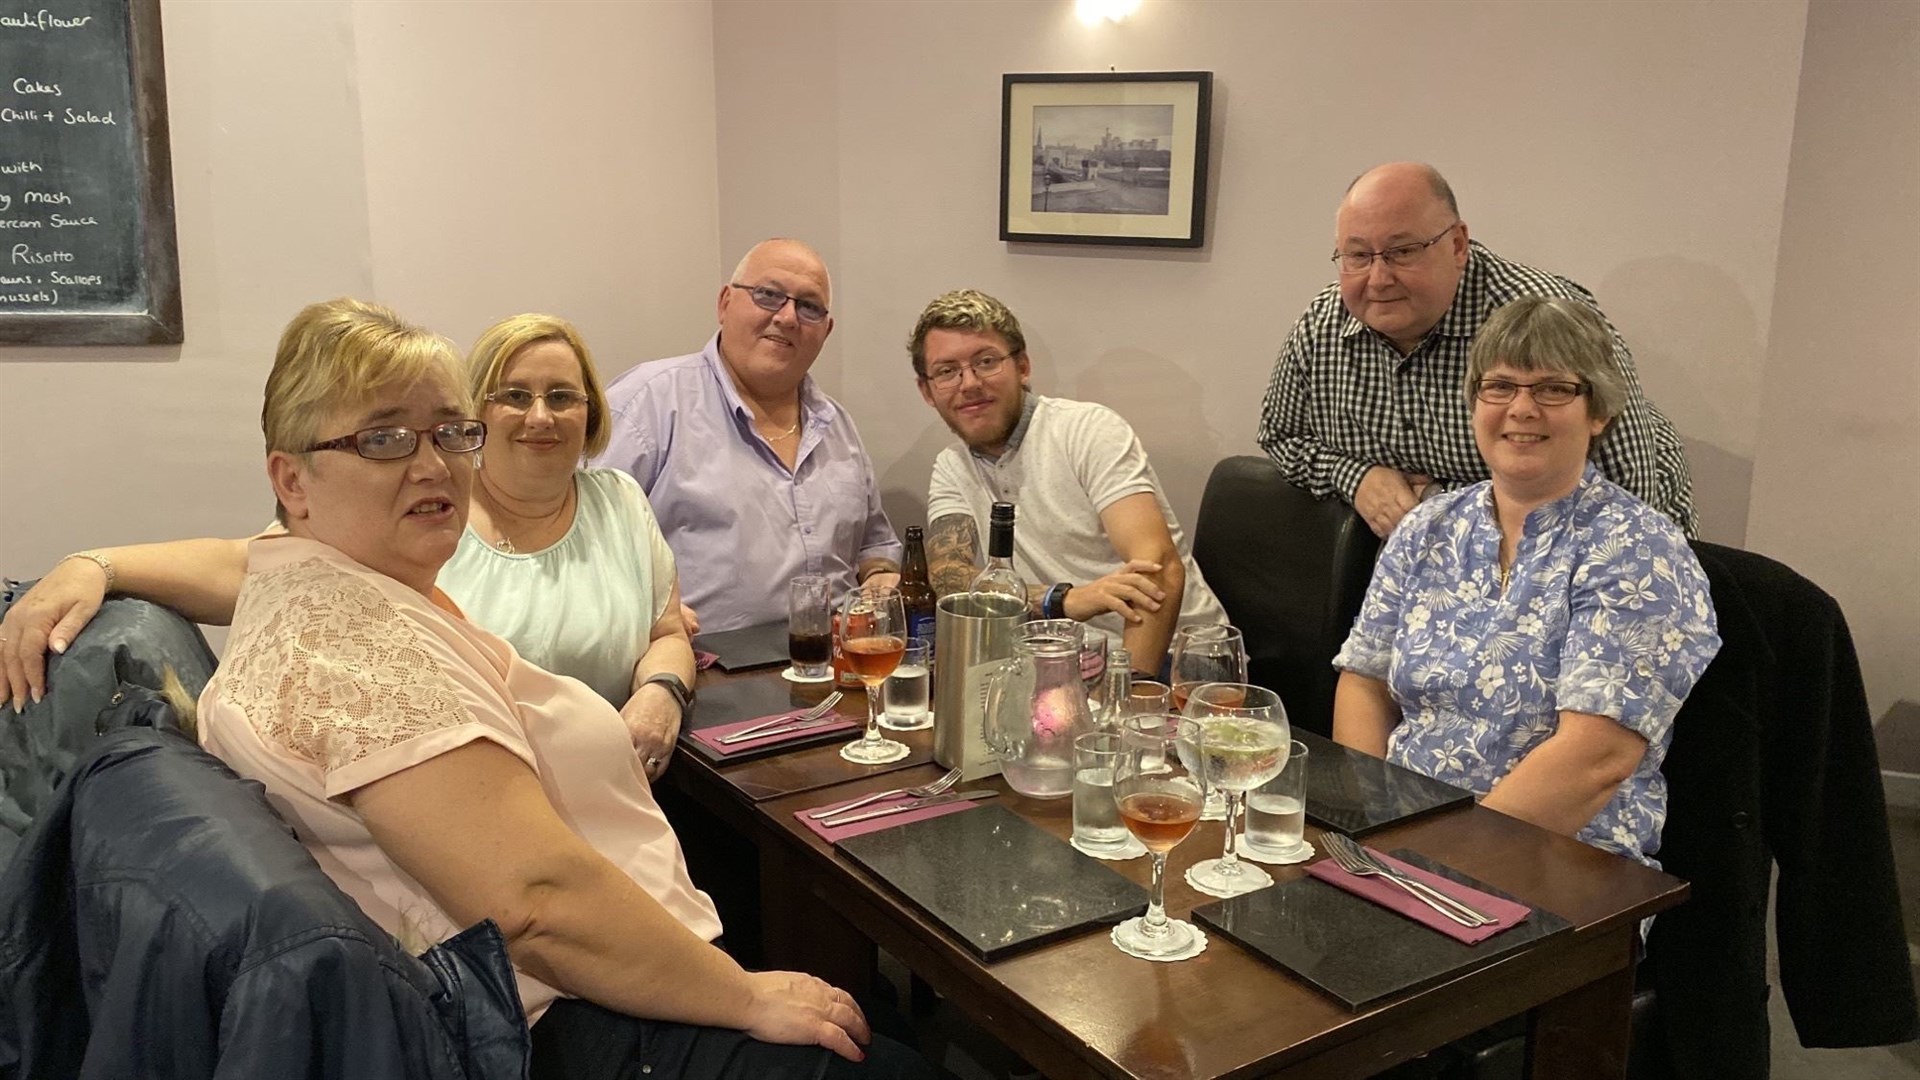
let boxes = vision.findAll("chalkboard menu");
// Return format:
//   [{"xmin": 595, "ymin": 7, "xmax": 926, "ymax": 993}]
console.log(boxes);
[{"xmin": 0, "ymin": 0, "xmax": 180, "ymax": 344}]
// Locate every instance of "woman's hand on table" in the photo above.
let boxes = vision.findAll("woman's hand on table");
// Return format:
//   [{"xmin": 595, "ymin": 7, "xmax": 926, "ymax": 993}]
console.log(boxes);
[
  {"xmin": 1, "ymin": 557, "xmax": 110, "ymax": 711},
  {"xmin": 741, "ymin": 970, "xmax": 871, "ymax": 1062},
  {"xmin": 621, "ymin": 684, "xmax": 683, "ymax": 781}
]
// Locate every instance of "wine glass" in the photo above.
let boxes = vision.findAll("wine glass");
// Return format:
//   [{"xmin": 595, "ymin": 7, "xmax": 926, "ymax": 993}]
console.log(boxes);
[
  {"xmin": 1169, "ymin": 625, "xmax": 1247, "ymax": 818},
  {"xmin": 837, "ymin": 586, "xmax": 911, "ymax": 765},
  {"xmin": 1169, "ymin": 624, "xmax": 1248, "ymax": 712},
  {"xmin": 1182, "ymin": 683, "xmax": 1289, "ymax": 897},
  {"xmin": 1111, "ymin": 714, "xmax": 1206, "ymax": 959}
]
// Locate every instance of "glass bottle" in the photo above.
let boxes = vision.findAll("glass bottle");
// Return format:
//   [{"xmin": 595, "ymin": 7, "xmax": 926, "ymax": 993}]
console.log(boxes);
[
  {"xmin": 1099, "ymin": 646, "xmax": 1133, "ymax": 730},
  {"xmin": 899, "ymin": 525, "xmax": 938, "ymax": 646},
  {"xmin": 969, "ymin": 502, "xmax": 1027, "ymax": 605}
]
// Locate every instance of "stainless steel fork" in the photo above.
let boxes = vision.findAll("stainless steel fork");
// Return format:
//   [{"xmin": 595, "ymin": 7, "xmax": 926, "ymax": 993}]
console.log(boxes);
[
  {"xmin": 1322, "ymin": 833, "xmax": 1494, "ymax": 928},
  {"xmin": 807, "ymin": 766, "xmax": 963, "ymax": 820},
  {"xmin": 717, "ymin": 691, "xmax": 844, "ymax": 744}
]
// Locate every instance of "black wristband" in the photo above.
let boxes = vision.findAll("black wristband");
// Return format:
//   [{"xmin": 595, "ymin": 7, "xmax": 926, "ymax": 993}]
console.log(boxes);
[
  {"xmin": 1043, "ymin": 582, "xmax": 1071, "ymax": 620},
  {"xmin": 641, "ymin": 671, "xmax": 693, "ymax": 718}
]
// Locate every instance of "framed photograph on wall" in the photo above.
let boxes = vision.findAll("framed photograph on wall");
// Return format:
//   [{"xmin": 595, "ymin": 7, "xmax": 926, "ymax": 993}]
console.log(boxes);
[{"xmin": 1000, "ymin": 71, "xmax": 1212, "ymax": 248}]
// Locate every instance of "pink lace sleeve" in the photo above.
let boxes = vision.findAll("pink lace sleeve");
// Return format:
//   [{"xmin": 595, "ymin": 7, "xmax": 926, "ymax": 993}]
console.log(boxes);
[{"xmin": 220, "ymin": 559, "xmax": 495, "ymax": 776}]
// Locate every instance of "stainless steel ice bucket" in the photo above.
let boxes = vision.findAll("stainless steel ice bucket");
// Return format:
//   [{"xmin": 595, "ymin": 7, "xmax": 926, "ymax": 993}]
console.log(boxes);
[{"xmin": 932, "ymin": 592, "xmax": 1027, "ymax": 781}]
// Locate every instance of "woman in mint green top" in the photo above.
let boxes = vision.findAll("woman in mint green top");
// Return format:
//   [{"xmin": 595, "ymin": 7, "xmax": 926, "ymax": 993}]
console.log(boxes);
[
  {"xmin": 440, "ymin": 465, "xmax": 676, "ymax": 704},
  {"xmin": 453, "ymin": 314, "xmax": 695, "ymax": 782}
]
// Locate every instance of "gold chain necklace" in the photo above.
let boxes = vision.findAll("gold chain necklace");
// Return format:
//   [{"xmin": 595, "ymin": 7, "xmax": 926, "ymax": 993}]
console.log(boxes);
[
  {"xmin": 484, "ymin": 479, "xmax": 573, "ymax": 554},
  {"xmin": 757, "ymin": 414, "xmax": 802, "ymax": 442}
]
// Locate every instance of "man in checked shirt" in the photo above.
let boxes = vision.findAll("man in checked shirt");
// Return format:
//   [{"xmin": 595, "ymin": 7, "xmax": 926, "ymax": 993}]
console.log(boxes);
[{"xmin": 1258, "ymin": 162, "xmax": 1697, "ymax": 538}]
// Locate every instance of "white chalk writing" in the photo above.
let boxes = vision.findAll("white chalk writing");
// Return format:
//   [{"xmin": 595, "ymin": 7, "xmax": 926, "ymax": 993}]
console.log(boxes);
[{"xmin": 0, "ymin": 10, "xmax": 93, "ymax": 31}]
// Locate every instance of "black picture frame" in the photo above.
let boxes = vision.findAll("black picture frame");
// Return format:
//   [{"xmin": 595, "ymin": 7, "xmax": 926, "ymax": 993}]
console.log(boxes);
[{"xmin": 999, "ymin": 71, "xmax": 1212, "ymax": 249}]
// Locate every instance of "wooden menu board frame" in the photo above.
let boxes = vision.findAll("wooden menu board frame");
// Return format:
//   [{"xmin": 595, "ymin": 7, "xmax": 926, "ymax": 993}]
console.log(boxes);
[{"xmin": 0, "ymin": 0, "xmax": 182, "ymax": 345}]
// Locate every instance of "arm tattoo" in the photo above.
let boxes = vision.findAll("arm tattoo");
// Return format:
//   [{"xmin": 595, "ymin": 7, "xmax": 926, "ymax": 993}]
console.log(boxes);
[{"xmin": 926, "ymin": 513, "xmax": 980, "ymax": 598}]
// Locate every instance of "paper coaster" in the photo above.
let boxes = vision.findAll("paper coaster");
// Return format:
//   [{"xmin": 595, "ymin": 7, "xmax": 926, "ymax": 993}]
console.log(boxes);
[
  {"xmin": 1184, "ymin": 862, "xmax": 1276, "ymax": 900},
  {"xmin": 839, "ymin": 740, "xmax": 911, "ymax": 765},
  {"xmin": 781, "ymin": 666, "xmax": 835, "ymax": 685},
  {"xmin": 1110, "ymin": 919, "xmax": 1208, "ymax": 962},
  {"xmin": 1239, "ymin": 838, "xmax": 1315, "ymax": 866},
  {"xmin": 1070, "ymin": 834, "xmax": 1148, "ymax": 861}
]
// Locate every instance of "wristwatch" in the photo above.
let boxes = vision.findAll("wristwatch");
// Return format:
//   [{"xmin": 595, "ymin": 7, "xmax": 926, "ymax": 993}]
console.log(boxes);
[
  {"xmin": 641, "ymin": 671, "xmax": 693, "ymax": 718},
  {"xmin": 1042, "ymin": 582, "xmax": 1072, "ymax": 620}
]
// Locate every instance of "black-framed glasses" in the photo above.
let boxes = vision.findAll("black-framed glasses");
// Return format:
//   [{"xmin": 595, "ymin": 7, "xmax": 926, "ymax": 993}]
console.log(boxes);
[
  {"xmin": 922, "ymin": 353, "xmax": 1012, "ymax": 390},
  {"xmin": 729, "ymin": 283, "xmax": 829, "ymax": 325},
  {"xmin": 1473, "ymin": 378, "xmax": 1590, "ymax": 407},
  {"xmin": 304, "ymin": 420, "xmax": 487, "ymax": 461},
  {"xmin": 486, "ymin": 387, "xmax": 589, "ymax": 413},
  {"xmin": 1331, "ymin": 222, "xmax": 1459, "ymax": 274}
]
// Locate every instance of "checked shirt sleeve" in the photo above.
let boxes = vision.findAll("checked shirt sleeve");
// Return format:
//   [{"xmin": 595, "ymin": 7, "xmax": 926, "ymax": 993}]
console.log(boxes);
[
  {"xmin": 1588, "ymin": 318, "xmax": 1700, "ymax": 537},
  {"xmin": 1257, "ymin": 317, "xmax": 1373, "ymax": 503}
]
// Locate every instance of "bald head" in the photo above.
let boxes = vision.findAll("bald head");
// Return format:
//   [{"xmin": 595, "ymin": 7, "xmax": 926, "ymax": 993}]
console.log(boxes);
[
  {"xmin": 1344, "ymin": 162, "xmax": 1458, "ymax": 219},
  {"xmin": 1333, "ymin": 163, "xmax": 1471, "ymax": 354},
  {"xmin": 731, "ymin": 238, "xmax": 833, "ymax": 308}
]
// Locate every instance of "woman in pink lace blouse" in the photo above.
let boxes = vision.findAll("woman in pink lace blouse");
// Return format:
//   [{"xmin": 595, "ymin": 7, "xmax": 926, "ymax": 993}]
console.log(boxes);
[{"xmin": 194, "ymin": 299, "xmax": 928, "ymax": 1080}]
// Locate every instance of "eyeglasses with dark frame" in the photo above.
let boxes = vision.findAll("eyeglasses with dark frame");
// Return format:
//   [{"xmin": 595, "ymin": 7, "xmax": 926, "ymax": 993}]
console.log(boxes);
[
  {"xmin": 922, "ymin": 353, "xmax": 1012, "ymax": 391},
  {"xmin": 1472, "ymin": 378, "xmax": 1590, "ymax": 407},
  {"xmin": 303, "ymin": 420, "xmax": 488, "ymax": 461},
  {"xmin": 728, "ymin": 283, "xmax": 830, "ymax": 325},
  {"xmin": 1331, "ymin": 222, "xmax": 1460, "ymax": 275},
  {"xmin": 486, "ymin": 387, "xmax": 590, "ymax": 414}
]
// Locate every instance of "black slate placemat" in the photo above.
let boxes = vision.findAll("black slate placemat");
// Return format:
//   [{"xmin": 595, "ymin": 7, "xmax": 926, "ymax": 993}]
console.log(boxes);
[
  {"xmin": 1297, "ymin": 731, "xmax": 1475, "ymax": 836},
  {"xmin": 691, "ymin": 621, "xmax": 791, "ymax": 672},
  {"xmin": 838, "ymin": 803, "xmax": 1149, "ymax": 962},
  {"xmin": 1192, "ymin": 848, "xmax": 1571, "ymax": 1010},
  {"xmin": 680, "ymin": 673, "xmax": 851, "ymax": 764}
]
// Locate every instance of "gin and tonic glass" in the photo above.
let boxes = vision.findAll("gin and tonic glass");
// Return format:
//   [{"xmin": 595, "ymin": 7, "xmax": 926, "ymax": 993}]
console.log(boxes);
[{"xmin": 1182, "ymin": 683, "xmax": 1289, "ymax": 896}]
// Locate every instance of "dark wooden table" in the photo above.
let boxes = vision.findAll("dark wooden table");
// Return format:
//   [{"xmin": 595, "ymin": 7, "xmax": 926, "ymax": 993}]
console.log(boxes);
[{"xmin": 670, "ymin": 667, "xmax": 1687, "ymax": 1080}]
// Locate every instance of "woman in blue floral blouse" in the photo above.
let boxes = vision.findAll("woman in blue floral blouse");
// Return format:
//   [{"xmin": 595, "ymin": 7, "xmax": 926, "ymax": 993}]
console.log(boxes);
[{"xmin": 1332, "ymin": 296, "xmax": 1720, "ymax": 868}]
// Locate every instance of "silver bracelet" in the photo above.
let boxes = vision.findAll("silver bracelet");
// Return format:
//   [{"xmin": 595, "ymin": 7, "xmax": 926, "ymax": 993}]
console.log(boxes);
[{"xmin": 62, "ymin": 550, "xmax": 116, "ymax": 593}]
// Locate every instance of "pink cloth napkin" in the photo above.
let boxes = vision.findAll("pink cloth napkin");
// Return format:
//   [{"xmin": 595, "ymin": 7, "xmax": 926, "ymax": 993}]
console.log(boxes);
[
  {"xmin": 1306, "ymin": 847, "xmax": 1531, "ymax": 945},
  {"xmin": 694, "ymin": 650, "xmax": 719, "ymax": 671},
  {"xmin": 689, "ymin": 709, "xmax": 859, "ymax": 757},
  {"xmin": 796, "ymin": 792, "xmax": 989, "ymax": 844}
]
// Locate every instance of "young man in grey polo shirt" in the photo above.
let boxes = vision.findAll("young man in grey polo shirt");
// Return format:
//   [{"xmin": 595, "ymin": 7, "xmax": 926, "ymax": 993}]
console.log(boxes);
[{"xmin": 910, "ymin": 289, "xmax": 1225, "ymax": 675}]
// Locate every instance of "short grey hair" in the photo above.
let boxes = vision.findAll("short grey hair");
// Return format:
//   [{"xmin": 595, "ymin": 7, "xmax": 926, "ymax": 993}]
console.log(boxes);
[{"xmin": 1466, "ymin": 296, "xmax": 1627, "ymax": 423}]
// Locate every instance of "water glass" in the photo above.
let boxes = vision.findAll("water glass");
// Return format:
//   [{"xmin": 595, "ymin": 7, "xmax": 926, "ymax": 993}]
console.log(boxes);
[
  {"xmin": 1243, "ymin": 739, "xmax": 1310, "ymax": 860},
  {"xmin": 787, "ymin": 574, "xmax": 832, "ymax": 679},
  {"xmin": 879, "ymin": 637, "xmax": 933, "ymax": 730},
  {"xmin": 1126, "ymin": 679, "xmax": 1172, "ymax": 716},
  {"xmin": 1071, "ymin": 732, "xmax": 1133, "ymax": 854}
]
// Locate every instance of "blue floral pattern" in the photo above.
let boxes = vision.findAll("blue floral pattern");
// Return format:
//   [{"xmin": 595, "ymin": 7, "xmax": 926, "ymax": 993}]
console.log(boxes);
[{"xmin": 1335, "ymin": 464, "xmax": 1720, "ymax": 867}]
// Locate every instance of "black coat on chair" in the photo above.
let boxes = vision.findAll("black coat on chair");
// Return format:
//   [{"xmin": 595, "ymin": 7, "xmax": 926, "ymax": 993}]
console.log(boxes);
[{"xmin": 1642, "ymin": 541, "xmax": 1917, "ymax": 1078}]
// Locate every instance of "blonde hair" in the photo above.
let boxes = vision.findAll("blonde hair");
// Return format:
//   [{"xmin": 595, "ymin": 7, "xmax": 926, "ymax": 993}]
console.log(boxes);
[
  {"xmin": 1466, "ymin": 296, "xmax": 1626, "ymax": 422},
  {"xmin": 261, "ymin": 299, "xmax": 468, "ymax": 521},
  {"xmin": 908, "ymin": 289, "xmax": 1027, "ymax": 377},
  {"xmin": 466, "ymin": 313, "xmax": 611, "ymax": 460}
]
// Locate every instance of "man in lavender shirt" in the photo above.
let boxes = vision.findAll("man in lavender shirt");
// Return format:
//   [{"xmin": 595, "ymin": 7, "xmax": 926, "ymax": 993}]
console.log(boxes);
[{"xmin": 594, "ymin": 239, "xmax": 902, "ymax": 634}]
